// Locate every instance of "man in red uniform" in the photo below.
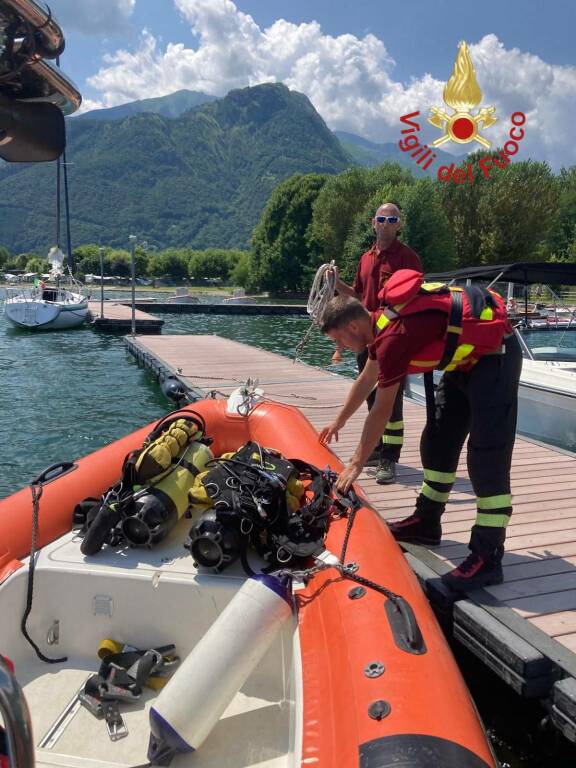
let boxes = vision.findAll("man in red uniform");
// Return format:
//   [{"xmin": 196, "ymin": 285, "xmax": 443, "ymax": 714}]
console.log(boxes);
[
  {"xmin": 318, "ymin": 273, "xmax": 522, "ymax": 591},
  {"xmin": 333, "ymin": 202, "xmax": 422, "ymax": 485}
]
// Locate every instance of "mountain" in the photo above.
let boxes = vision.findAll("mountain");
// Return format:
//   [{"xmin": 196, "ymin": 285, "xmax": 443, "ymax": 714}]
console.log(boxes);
[
  {"xmin": 73, "ymin": 89, "xmax": 217, "ymax": 122},
  {"xmin": 0, "ymin": 83, "xmax": 350, "ymax": 253},
  {"xmin": 335, "ymin": 130, "xmax": 465, "ymax": 174}
]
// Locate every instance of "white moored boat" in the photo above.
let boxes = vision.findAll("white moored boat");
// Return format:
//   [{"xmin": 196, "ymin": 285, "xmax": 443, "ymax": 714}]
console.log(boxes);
[
  {"xmin": 5, "ymin": 284, "xmax": 88, "ymax": 330},
  {"xmin": 5, "ymin": 248, "xmax": 88, "ymax": 330}
]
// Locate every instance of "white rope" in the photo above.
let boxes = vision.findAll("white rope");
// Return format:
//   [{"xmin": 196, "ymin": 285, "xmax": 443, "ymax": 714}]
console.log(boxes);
[
  {"xmin": 295, "ymin": 262, "xmax": 337, "ymax": 360},
  {"xmin": 307, "ymin": 262, "xmax": 337, "ymax": 323}
]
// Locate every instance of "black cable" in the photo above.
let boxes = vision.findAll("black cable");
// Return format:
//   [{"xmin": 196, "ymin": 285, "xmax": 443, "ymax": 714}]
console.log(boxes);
[{"xmin": 21, "ymin": 480, "xmax": 67, "ymax": 664}]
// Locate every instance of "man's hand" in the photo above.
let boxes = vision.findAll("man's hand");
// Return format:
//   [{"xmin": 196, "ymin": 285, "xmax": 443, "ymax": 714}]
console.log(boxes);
[
  {"xmin": 335, "ymin": 461, "xmax": 363, "ymax": 494},
  {"xmin": 319, "ymin": 418, "xmax": 346, "ymax": 444}
]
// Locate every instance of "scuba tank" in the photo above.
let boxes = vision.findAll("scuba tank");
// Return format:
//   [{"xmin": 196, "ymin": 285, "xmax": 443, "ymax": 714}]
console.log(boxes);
[
  {"xmin": 148, "ymin": 575, "xmax": 293, "ymax": 764},
  {"xmin": 122, "ymin": 439, "xmax": 213, "ymax": 547},
  {"xmin": 80, "ymin": 411, "xmax": 212, "ymax": 555}
]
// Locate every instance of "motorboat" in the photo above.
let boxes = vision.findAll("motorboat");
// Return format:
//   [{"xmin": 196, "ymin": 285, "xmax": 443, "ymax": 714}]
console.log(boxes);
[
  {"xmin": 408, "ymin": 262, "xmax": 576, "ymax": 451},
  {"xmin": 223, "ymin": 289, "xmax": 257, "ymax": 305},
  {"xmin": 166, "ymin": 288, "xmax": 199, "ymax": 304},
  {"xmin": 4, "ymin": 249, "xmax": 88, "ymax": 330},
  {"xmin": 0, "ymin": 396, "xmax": 497, "ymax": 767}
]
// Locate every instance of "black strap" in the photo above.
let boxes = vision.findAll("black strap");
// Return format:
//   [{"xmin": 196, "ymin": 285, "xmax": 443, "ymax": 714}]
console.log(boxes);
[
  {"xmin": 179, "ymin": 459, "xmax": 199, "ymax": 477},
  {"xmin": 438, "ymin": 290, "xmax": 463, "ymax": 370},
  {"xmin": 423, "ymin": 372, "xmax": 436, "ymax": 429}
]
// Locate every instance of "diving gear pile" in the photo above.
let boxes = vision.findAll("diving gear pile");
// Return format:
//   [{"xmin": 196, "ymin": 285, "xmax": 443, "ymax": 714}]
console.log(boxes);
[
  {"xmin": 186, "ymin": 442, "xmax": 334, "ymax": 572},
  {"xmin": 77, "ymin": 412, "xmax": 335, "ymax": 575}
]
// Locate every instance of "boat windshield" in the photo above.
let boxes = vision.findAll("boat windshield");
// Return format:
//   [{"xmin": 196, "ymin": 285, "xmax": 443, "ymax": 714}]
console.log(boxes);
[{"xmin": 517, "ymin": 330, "xmax": 576, "ymax": 362}]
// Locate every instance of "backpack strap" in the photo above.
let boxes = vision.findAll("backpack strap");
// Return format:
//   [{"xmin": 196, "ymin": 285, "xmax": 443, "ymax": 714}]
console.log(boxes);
[{"xmin": 437, "ymin": 289, "xmax": 464, "ymax": 370}]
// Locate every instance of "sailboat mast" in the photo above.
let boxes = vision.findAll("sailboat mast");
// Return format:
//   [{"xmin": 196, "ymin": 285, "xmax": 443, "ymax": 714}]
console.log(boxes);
[
  {"xmin": 62, "ymin": 147, "xmax": 74, "ymax": 272},
  {"xmin": 56, "ymin": 153, "xmax": 61, "ymax": 249}
]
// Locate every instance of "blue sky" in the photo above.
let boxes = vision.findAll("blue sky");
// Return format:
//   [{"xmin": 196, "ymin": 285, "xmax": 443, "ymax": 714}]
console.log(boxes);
[{"xmin": 49, "ymin": 0, "xmax": 576, "ymax": 167}]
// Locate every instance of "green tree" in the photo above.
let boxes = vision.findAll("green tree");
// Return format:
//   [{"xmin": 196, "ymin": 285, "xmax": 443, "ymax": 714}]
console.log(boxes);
[
  {"xmin": 476, "ymin": 159, "xmax": 558, "ymax": 264},
  {"xmin": 437, "ymin": 151, "xmax": 495, "ymax": 268},
  {"xmin": 0, "ymin": 245, "xmax": 10, "ymax": 269},
  {"xmin": 73, "ymin": 244, "xmax": 104, "ymax": 276},
  {"xmin": 6, "ymin": 253, "xmax": 32, "ymax": 270},
  {"xmin": 106, "ymin": 249, "xmax": 131, "ymax": 277},
  {"xmin": 230, "ymin": 252, "xmax": 251, "ymax": 288},
  {"xmin": 439, "ymin": 152, "xmax": 558, "ymax": 267},
  {"xmin": 148, "ymin": 248, "xmax": 190, "ymax": 280},
  {"xmin": 25, "ymin": 257, "xmax": 50, "ymax": 274},
  {"xmin": 342, "ymin": 180, "xmax": 456, "ymax": 276},
  {"xmin": 250, "ymin": 173, "xmax": 328, "ymax": 292},
  {"xmin": 189, "ymin": 249, "xmax": 243, "ymax": 282},
  {"xmin": 309, "ymin": 163, "xmax": 415, "ymax": 269},
  {"xmin": 546, "ymin": 167, "xmax": 576, "ymax": 260}
]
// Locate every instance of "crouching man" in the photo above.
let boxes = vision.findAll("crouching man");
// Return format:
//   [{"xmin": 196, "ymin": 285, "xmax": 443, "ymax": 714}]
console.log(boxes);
[{"xmin": 318, "ymin": 269, "xmax": 521, "ymax": 591}]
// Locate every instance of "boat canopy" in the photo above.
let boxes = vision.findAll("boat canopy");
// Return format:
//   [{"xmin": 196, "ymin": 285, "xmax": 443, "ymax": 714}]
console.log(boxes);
[{"xmin": 426, "ymin": 262, "xmax": 576, "ymax": 286}]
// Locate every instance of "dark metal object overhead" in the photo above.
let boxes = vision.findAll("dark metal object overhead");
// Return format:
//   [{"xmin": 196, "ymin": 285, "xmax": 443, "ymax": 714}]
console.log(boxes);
[
  {"xmin": 0, "ymin": 0, "xmax": 81, "ymax": 160},
  {"xmin": 425, "ymin": 262, "xmax": 576, "ymax": 286}
]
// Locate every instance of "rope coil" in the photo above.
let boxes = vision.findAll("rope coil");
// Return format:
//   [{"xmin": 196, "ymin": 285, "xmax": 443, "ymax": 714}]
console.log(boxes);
[{"xmin": 294, "ymin": 262, "xmax": 337, "ymax": 361}]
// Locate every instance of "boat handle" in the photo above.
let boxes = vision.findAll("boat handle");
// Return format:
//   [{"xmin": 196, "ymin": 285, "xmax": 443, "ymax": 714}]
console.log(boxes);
[
  {"xmin": 384, "ymin": 596, "xmax": 427, "ymax": 655},
  {"xmin": 31, "ymin": 461, "xmax": 77, "ymax": 485}
]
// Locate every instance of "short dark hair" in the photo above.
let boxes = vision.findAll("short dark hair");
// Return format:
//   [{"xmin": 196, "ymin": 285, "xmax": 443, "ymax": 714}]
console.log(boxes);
[{"xmin": 320, "ymin": 295, "xmax": 369, "ymax": 333}]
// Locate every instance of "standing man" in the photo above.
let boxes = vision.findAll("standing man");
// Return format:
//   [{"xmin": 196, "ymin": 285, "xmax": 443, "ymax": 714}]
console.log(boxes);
[
  {"xmin": 333, "ymin": 203, "xmax": 421, "ymax": 485},
  {"xmin": 318, "ymin": 271, "xmax": 521, "ymax": 591}
]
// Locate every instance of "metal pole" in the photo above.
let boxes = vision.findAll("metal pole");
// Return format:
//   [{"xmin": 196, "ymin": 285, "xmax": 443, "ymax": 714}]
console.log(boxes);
[
  {"xmin": 99, "ymin": 246, "xmax": 105, "ymax": 319},
  {"xmin": 129, "ymin": 235, "xmax": 136, "ymax": 336}
]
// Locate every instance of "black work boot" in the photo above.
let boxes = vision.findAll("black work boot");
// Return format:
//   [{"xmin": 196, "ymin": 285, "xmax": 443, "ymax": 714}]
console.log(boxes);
[
  {"xmin": 388, "ymin": 499, "xmax": 443, "ymax": 546},
  {"xmin": 442, "ymin": 525, "xmax": 505, "ymax": 592}
]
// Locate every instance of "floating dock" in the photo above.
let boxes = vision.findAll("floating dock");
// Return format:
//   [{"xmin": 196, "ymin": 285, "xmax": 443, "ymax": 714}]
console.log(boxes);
[
  {"xmin": 126, "ymin": 301, "xmax": 307, "ymax": 315},
  {"xmin": 88, "ymin": 301, "xmax": 163, "ymax": 333},
  {"xmin": 125, "ymin": 333, "xmax": 576, "ymax": 742}
]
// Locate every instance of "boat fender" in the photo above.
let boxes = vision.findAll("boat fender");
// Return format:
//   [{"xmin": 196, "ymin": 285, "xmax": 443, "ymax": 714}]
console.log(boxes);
[
  {"xmin": 148, "ymin": 575, "xmax": 293, "ymax": 764},
  {"xmin": 226, "ymin": 385, "xmax": 264, "ymax": 415}
]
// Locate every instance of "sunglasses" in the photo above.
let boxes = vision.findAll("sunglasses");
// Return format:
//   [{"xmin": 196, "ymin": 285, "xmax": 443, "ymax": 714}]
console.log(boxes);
[{"xmin": 375, "ymin": 215, "xmax": 399, "ymax": 224}]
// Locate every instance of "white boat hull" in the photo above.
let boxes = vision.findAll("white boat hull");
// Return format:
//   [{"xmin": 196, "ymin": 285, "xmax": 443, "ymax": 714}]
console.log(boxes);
[
  {"xmin": 5, "ymin": 292, "xmax": 88, "ymax": 329},
  {"xmin": 406, "ymin": 360, "xmax": 576, "ymax": 452}
]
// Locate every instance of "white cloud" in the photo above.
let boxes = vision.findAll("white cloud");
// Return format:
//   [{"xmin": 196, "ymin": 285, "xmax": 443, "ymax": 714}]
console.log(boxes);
[
  {"xmin": 50, "ymin": 0, "xmax": 135, "ymax": 35},
  {"xmin": 85, "ymin": 1, "xmax": 576, "ymax": 168}
]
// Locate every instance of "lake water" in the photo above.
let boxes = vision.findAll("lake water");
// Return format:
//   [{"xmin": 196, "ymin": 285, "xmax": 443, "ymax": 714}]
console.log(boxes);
[{"xmin": 1, "ymin": 292, "xmax": 576, "ymax": 766}]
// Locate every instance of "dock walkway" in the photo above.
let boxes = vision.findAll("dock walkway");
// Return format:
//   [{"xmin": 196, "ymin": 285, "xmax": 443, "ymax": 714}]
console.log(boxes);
[
  {"xmin": 125, "ymin": 333, "xmax": 576, "ymax": 741},
  {"xmin": 88, "ymin": 301, "xmax": 163, "ymax": 333}
]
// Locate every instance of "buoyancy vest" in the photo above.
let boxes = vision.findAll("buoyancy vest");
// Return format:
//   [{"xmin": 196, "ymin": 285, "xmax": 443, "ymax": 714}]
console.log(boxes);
[{"xmin": 375, "ymin": 269, "xmax": 510, "ymax": 373}]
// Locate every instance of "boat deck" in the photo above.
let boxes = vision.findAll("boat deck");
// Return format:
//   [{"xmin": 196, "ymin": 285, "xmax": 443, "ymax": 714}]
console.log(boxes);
[
  {"xmin": 124, "ymin": 333, "xmax": 576, "ymax": 740},
  {"xmin": 5, "ymin": 530, "xmax": 295, "ymax": 768}
]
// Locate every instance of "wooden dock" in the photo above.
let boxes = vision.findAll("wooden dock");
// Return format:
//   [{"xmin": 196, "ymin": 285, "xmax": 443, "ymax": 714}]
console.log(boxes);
[
  {"xmin": 125, "ymin": 333, "xmax": 576, "ymax": 741},
  {"xmin": 127, "ymin": 301, "xmax": 307, "ymax": 315},
  {"xmin": 88, "ymin": 301, "xmax": 163, "ymax": 333}
]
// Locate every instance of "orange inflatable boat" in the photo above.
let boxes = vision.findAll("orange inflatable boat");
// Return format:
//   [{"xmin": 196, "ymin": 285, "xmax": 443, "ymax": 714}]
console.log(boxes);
[{"xmin": 0, "ymin": 399, "xmax": 497, "ymax": 767}]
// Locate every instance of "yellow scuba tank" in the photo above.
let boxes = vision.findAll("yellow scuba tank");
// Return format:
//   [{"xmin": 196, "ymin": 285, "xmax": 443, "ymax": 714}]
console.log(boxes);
[
  {"xmin": 80, "ymin": 410, "xmax": 214, "ymax": 555},
  {"xmin": 122, "ymin": 439, "xmax": 213, "ymax": 547}
]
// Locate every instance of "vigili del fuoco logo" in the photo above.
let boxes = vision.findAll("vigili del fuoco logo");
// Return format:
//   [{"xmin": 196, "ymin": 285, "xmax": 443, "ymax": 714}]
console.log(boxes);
[{"xmin": 398, "ymin": 41, "xmax": 526, "ymax": 184}]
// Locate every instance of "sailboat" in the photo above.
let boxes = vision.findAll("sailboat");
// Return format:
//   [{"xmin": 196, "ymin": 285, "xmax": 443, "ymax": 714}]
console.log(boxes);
[
  {"xmin": 5, "ymin": 246, "xmax": 88, "ymax": 330},
  {"xmin": 4, "ymin": 60, "xmax": 87, "ymax": 331}
]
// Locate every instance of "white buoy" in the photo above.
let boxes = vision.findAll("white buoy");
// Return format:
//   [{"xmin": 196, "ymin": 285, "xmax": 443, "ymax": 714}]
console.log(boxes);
[{"xmin": 148, "ymin": 574, "xmax": 293, "ymax": 764}]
